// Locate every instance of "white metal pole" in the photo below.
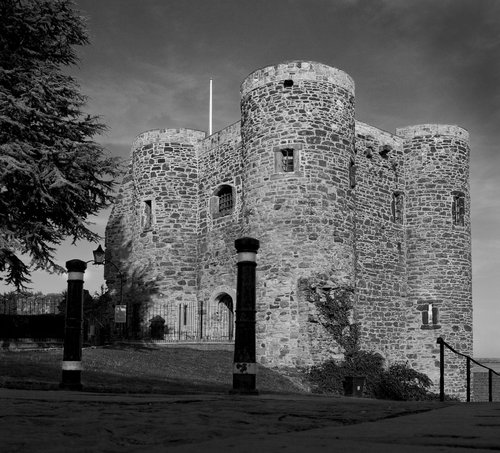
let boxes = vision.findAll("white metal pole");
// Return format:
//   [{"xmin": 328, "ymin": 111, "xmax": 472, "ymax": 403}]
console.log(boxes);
[{"xmin": 209, "ymin": 79, "xmax": 213, "ymax": 135}]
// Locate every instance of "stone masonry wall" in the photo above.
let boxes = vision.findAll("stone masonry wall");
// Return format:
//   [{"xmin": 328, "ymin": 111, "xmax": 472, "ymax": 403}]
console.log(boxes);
[
  {"xmin": 107, "ymin": 128, "xmax": 205, "ymax": 336},
  {"xmin": 240, "ymin": 61, "xmax": 356, "ymax": 367},
  {"xmin": 197, "ymin": 122, "xmax": 243, "ymax": 339},
  {"xmin": 354, "ymin": 122, "xmax": 408, "ymax": 363},
  {"xmin": 398, "ymin": 124, "xmax": 472, "ymax": 397},
  {"xmin": 105, "ymin": 61, "xmax": 473, "ymax": 399}
]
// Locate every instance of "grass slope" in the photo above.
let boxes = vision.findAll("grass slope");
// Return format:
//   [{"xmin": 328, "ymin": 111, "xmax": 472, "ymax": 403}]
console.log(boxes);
[{"xmin": 0, "ymin": 345, "xmax": 305, "ymax": 394}]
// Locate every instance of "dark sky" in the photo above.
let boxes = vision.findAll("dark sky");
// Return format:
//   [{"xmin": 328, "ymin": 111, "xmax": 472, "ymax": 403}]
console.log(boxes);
[{"xmin": 6, "ymin": 0, "xmax": 500, "ymax": 356}]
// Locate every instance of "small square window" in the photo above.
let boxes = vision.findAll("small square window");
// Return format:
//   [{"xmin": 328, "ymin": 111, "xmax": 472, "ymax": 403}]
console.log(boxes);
[{"xmin": 273, "ymin": 145, "xmax": 302, "ymax": 176}]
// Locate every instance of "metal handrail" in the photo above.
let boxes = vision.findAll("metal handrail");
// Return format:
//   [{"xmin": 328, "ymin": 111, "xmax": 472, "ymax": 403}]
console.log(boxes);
[{"xmin": 437, "ymin": 337, "xmax": 500, "ymax": 402}]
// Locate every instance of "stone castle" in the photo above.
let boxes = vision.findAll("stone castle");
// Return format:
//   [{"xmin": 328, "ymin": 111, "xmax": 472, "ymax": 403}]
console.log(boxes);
[{"xmin": 105, "ymin": 61, "xmax": 472, "ymax": 397}]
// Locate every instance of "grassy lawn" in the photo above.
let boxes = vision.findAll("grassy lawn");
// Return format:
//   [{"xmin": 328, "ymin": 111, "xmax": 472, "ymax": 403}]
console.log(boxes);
[{"xmin": 0, "ymin": 345, "xmax": 306, "ymax": 394}]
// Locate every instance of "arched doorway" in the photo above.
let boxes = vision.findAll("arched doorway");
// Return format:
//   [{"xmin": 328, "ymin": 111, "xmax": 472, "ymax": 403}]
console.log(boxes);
[
  {"xmin": 218, "ymin": 294, "xmax": 234, "ymax": 340},
  {"xmin": 204, "ymin": 292, "xmax": 235, "ymax": 341}
]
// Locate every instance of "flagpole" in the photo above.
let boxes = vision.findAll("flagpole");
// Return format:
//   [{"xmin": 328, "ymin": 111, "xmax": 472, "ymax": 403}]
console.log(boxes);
[{"xmin": 209, "ymin": 79, "xmax": 213, "ymax": 135}]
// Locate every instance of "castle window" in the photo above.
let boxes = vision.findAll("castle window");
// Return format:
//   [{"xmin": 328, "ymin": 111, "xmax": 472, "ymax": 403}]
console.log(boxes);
[
  {"xmin": 391, "ymin": 192, "xmax": 404, "ymax": 224},
  {"xmin": 272, "ymin": 144, "xmax": 303, "ymax": 178},
  {"xmin": 218, "ymin": 185, "xmax": 233, "ymax": 214},
  {"xmin": 452, "ymin": 191, "xmax": 465, "ymax": 226},
  {"xmin": 142, "ymin": 200, "xmax": 153, "ymax": 231},
  {"xmin": 210, "ymin": 184, "xmax": 235, "ymax": 218},
  {"xmin": 280, "ymin": 148, "xmax": 294, "ymax": 172},
  {"xmin": 349, "ymin": 158, "xmax": 356, "ymax": 188},
  {"xmin": 283, "ymin": 79, "xmax": 294, "ymax": 88},
  {"xmin": 379, "ymin": 145, "xmax": 391, "ymax": 159},
  {"xmin": 422, "ymin": 304, "xmax": 440, "ymax": 328}
]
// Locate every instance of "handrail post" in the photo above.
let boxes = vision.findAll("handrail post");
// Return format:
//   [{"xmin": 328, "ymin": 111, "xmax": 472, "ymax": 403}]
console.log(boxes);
[
  {"xmin": 489, "ymin": 369, "xmax": 493, "ymax": 402},
  {"xmin": 466, "ymin": 357, "xmax": 471, "ymax": 402},
  {"xmin": 437, "ymin": 337, "xmax": 445, "ymax": 402}
]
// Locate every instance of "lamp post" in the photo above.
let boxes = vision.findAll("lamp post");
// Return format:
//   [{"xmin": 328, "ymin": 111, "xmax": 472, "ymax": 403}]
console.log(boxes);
[{"xmin": 92, "ymin": 245, "xmax": 126, "ymax": 336}]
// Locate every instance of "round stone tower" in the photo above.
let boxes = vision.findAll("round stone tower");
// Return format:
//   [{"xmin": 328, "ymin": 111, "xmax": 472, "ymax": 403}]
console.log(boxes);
[
  {"xmin": 125, "ymin": 128, "xmax": 205, "ymax": 328},
  {"xmin": 240, "ymin": 61, "xmax": 356, "ymax": 367},
  {"xmin": 397, "ymin": 124, "xmax": 472, "ymax": 396}
]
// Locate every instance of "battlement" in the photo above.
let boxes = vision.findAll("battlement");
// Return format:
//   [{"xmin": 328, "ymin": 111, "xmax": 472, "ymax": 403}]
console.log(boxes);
[
  {"xmin": 396, "ymin": 124, "xmax": 469, "ymax": 141},
  {"xmin": 132, "ymin": 128, "xmax": 206, "ymax": 155},
  {"xmin": 201, "ymin": 121, "xmax": 241, "ymax": 151},
  {"xmin": 240, "ymin": 60, "xmax": 355, "ymax": 97}
]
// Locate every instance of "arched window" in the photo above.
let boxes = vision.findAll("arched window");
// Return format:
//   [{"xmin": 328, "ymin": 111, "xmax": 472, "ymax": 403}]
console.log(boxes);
[
  {"xmin": 210, "ymin": 184, "xmax": 234, "ymax": 218},
  {"xmin": 217, "ymin": 185, "xmax": 233, "ymax": 214}
]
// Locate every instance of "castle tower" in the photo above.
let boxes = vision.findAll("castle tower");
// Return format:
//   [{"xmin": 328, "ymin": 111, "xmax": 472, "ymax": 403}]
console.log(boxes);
[
  {"xmin": 107, "ymin": 128, "xmax": 205, "ymax": 335},
  {"xmin": 397, "ymin": 124, "xmax": 472, "ymax": 396},
  {"xmin": 240, "ymin": 61, "xmax": 356, "ymax": 367}
]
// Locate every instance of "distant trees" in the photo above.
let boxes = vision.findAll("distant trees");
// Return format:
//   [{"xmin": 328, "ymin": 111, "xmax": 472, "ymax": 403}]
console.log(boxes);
[{"xmin": 0, "ymin": 0, "xmax": 121, "ymax": 288}]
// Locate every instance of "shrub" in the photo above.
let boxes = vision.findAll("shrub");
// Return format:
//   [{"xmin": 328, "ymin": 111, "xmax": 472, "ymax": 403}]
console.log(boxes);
[
  {"xmin": 307, "ymin": 354, "xmax": 438, "ymax": 401},
  {"xmin": 308, "ymin": 351, "xmax": 384, "ymax": 396},
  {"xmin": 374, "ymin": 363, "xmax": 433, "ymax": 401}
]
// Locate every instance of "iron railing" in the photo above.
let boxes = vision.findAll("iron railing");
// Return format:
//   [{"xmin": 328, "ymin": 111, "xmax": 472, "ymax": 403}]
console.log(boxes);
[{"xmin": 437, "ymin": 337, "xmax": 500, "ymax": 402}]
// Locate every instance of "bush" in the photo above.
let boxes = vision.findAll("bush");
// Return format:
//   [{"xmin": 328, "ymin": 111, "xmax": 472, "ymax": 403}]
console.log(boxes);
[
  {"xmin": 308, "ymin": 351, "xmax": 384, "ymax": 397},
  {"xmin": 308, "ymin": 353, "xmax": 437, "ymax": 401},
  {"xmin": 374, "ymin": 363, "xmax": 433, "ymax": 401}
]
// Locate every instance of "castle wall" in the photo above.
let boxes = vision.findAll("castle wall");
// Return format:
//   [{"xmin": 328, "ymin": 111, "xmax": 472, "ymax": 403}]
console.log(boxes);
[
  {"xmin": 105, "ymin": 60, "xmax": 473, "ymax": 399},
  {"xmin": 354, "ymin": 122, "xmax": 408, "ymax": 363},
  {"xmin": 107, "ymin": 128, "xmax": 205, "ymax": 336},
  {"xmin": 240, "ymin": 61, "xmax": 356, "ymax": 367},
  {"xmin": 397, "ymin": 124, "xmax": 472, "ymax": 397},
  {"xmin": 197, "ymin": 122, "xmax": 243, "ymax": 339}
]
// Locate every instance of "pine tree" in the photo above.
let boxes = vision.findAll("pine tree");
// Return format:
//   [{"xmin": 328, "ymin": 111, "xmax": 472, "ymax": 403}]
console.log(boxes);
[{"xmin": 0, "ymin": 0, "xmax": 121, "ymax": 288}]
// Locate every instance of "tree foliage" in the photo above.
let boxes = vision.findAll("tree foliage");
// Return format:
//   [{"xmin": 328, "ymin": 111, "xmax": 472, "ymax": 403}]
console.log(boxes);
[{"xmin": 0, "ymin": 0, "xmax": 121, "ymax": 287}]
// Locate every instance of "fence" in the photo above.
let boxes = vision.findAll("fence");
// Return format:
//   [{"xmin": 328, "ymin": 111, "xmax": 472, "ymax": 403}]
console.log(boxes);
[
  {"xmin": 0, "ymin": 293, "xmax": 64, "ymax": 341},
  {"xmin": 138, "ymin": 299, "xmax": 235, "ymax": 343},
  {"xmin": 437, "ymin": 337, "xmax": 500, "ymax": 402}
]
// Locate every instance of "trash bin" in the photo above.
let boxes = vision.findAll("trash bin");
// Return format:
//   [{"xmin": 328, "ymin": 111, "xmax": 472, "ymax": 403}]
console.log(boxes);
[
  {"xmin": 150, "ymin": 315, "xmax": 165, "ymax": 340},
  {"xmin": 343, "ymin": 376, "xmax": 366, "ymax": 397}
]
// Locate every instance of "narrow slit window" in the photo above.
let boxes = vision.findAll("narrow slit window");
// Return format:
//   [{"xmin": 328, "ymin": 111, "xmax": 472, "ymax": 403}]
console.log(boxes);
[
  {"xmin": 281, "ymin": 148, "xmax": 294, "ymax": 173},
  {"xmin": 349, "ymin": 159, "xmax": 356, "ymax": 188},
  {"xmin": 143, "ymin": 200, "xmax": 152, "ymax": 230},
  {"xmin": 452, "ymin": 192, "xmax": 465, "ymax": 226},
  {"xmin": 392, "ymin": 192, "xmax": 404, "ymax": 224}
]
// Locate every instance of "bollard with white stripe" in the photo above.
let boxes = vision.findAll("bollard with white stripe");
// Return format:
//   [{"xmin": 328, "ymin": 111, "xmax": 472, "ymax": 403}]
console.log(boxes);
[
  {"xmin": 60, "ymin": 259, "xmax": 86, "ymax": 390},
  {"xmin": 232, "ymin": 237, "xmax": 259, "ymax": 394}
]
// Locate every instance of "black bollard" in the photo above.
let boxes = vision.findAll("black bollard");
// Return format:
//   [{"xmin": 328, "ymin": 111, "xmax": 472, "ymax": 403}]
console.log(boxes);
[
  {"xmin": 60, "ymin": 259, "xmax": 86, "ymax": 390},
  {"xmin": 232, "ymin": 237, "xmax": 259, "ymax": 394}
]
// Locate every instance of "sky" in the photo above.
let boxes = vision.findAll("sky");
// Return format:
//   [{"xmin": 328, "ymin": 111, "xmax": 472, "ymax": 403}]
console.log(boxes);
[{"xmin": 2, "ymin": 0, "xmax": 499, "ymax": 357}]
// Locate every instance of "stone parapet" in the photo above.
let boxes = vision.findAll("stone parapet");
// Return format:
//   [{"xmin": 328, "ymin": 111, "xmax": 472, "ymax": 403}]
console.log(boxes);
[
  {"xmin": 132, "ymin": 128, "xmax": 206, "ymax": 154},
  {"xmin": 396, "ymin": 124, "xmax": 469, "ymax": 141},
  {"xmin": 241, "ymin": 60, "xmax": 355, "ymax": 97}
]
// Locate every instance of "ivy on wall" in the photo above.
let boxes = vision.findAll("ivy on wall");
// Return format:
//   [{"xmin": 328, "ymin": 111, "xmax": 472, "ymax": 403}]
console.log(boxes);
[{"xmin": 299, "ymin": 275, "xmax": 359, "ymax": 357}]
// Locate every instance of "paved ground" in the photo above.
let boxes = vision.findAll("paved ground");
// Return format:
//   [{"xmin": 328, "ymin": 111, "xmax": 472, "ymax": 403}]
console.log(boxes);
[{"xmin": 1, "ymin": 388, "xmax": 499, "ymax": 452}]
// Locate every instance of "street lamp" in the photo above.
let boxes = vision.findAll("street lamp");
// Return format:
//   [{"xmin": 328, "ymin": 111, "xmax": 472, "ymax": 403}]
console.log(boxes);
[
  {"xmin": 92, "ymin": 245, "xmax": 106, "ymax": 265},
  {"xmin": 91, "ymin": 245, "xmax": 126, "ymax": 335}
]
